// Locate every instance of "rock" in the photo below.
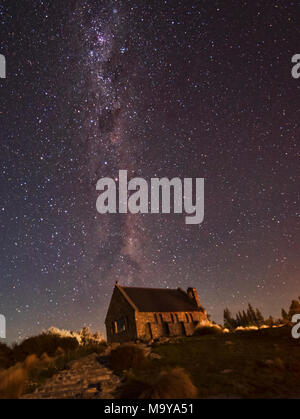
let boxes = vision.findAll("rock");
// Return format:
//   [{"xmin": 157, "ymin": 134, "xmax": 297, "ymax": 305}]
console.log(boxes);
[{"xmin": 21, "ymin": 353, "xmax": 121, "ymax": 399}]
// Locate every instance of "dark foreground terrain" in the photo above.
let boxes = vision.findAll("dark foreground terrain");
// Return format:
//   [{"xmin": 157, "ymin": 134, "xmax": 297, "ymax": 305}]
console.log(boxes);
[
  {"xmin": 118, "ymin": 325, "xmax": 300, "ymax": 399},
  {"xmin": 1, "ymin": 325, "xmax": 299, "ymax": 398}
]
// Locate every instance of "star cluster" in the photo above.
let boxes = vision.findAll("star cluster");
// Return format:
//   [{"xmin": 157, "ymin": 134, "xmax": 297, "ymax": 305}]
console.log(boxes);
[{"xmin": 0, "ymin": 0, "xmax": 299, "ymax": 342}]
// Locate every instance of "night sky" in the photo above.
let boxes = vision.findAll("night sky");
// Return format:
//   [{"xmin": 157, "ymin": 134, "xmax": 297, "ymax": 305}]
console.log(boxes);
[{"xmin": 0, "ymin": 0, "xmax": 299, "ymax": 343}]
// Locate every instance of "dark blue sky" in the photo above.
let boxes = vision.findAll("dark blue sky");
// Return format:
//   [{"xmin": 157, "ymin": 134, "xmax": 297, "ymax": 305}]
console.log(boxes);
[{"xmin": 0, "ymin": 0, "xmax": 299, "ymax": 342}]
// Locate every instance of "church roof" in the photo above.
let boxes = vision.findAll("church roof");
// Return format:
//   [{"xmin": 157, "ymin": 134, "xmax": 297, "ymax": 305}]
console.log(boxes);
[{"xmin": 118, "ymin": 285, "xmax": 203, "ymax": 312}]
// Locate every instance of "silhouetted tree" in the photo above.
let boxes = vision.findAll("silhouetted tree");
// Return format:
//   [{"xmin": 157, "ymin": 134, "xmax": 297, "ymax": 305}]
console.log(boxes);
[
  {"xmin": 281, "ymin": 308, "xmax": 289, "ymax": 322},
  {"xmin": 223, "ymin": 308, "xmax": 236, "ymax": 330},
  {"xmin": 241, "ymin": 310, "xmax": 248, "ymax": 326},
  {"xmin": 225, "ymin": 305, "xmax": 265, "ymax": 328},
  {"xmin": 236, "ymin": 311, "xmax": 242, "ymax": 326},
  {"xmin": 288, "ymin": 300, "xmax": 300, "ymax": 319},
  {"xmin": 247, "ymin": 303, "xmax": 258, "ymax": 325},
  {"xmin": 266, "ymin": 315, "xmax": 275, "ymax": 326},
  {"xmin": 255, "ymin": 308, "xmax": 265, "ymax": 326}
]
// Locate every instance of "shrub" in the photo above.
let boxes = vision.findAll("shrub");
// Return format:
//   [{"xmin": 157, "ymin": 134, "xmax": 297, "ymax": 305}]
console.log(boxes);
[
  {"xmin": 119, "ymin": 377, "xmax": 152, "ymax": 399},
  {"xmin": 24, "ymin": 354, "xmax": 40, "ymax": 370},
  {"xmin": 120, "ymin": 368, "xmax": 198, "ymax": 399},
  {"xmin": 0, "ymin": 329, "xmax": 107, "ymax": 398},
  {"xmin": 193, "ymin": 325, "xmax": 224, "ymax": 336},
  {"xmin": 0, "ymin": 363, "xmax": 27, "ymax": 398},
  {"xmin": 0, "ymin": 353, "xmax": 51, "ymax": 398},
  {"xmin": 54, "ymin": 347, "xmax": 65, "ymax": 357},
  {"xmin": 12, "ymin": 332, "xmax": 79, "ymax": 362},
  {"xmin": 40, "ymin": 352, "xmax": 52, "ymax": 366},
  {"xmin": 47, "ymin": 326, "xmax": 105, "ymax": 345},
  {"xmin": 109, "ymin": 344, "xmax": 147, "ymax": 373},
  {"xmin": 0, "ymin": 342, "xmax": 14, "ymax": 369},
  {"xmin": 144, "ymin": 368, "xmax": 198, "ymax": 399}
]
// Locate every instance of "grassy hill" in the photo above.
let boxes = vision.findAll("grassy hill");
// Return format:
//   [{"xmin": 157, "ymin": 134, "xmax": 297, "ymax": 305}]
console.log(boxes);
[{"xmin": 117, "ymin": 325, "xmax": 300, "ymax": 398}]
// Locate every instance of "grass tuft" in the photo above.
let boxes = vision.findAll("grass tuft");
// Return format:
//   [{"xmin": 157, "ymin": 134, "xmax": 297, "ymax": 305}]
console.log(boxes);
[
  {"xmin": 120, "ymin": 367, "xmax": 198, "ymax": 399},
  {"xmin": 109, "ymin": 343, "xmax": 147, "ymax": 373}
]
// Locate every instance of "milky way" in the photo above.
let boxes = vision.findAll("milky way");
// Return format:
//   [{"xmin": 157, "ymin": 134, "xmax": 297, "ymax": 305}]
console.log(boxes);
[
  {"xmin": 67, "ymin": 1, "xmax": 146, "ymax": 285},
  {"xmin": 0, "ymin": 0, "xmax": 299, "ymax": 342}
]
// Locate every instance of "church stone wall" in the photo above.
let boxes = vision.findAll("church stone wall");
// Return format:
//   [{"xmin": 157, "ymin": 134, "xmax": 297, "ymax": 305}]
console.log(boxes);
[
  {"xmin": 134, "ymin": 310, "xmax": 208, "ymax": 341},
  {"xmin": 105, "ymin": 287, "xmax": 137, "ymax": 343},
  {"xmin": 105, "ymin": 285, "xmax": 208, "ymax": 343}
]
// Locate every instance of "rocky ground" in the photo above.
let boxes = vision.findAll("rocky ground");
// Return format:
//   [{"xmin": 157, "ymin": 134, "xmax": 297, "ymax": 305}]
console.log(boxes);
[
  {"xmin": 20, "ymin": 342, "xmax": 160, "ymax": 399},
  {"xmin": 21, "ymin": 352, "xmax": 121, "ymax": 399}
]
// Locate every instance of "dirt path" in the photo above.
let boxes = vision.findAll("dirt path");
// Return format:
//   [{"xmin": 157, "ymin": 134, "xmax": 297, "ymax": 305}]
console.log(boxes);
[{"xmin": 21, "ymin": 353, "xmax": 121, "ymax": 399}]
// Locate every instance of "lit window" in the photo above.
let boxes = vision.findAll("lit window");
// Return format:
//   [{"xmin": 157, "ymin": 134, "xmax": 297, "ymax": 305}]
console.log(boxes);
[{"xmin": 115, "ymin": 318, "xmax": 126, "ymax": 334}]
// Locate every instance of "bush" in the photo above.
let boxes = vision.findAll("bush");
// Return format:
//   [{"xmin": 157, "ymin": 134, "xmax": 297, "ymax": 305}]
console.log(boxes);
[
  {"xmin": 0, "ymin": 363, "xmax": 27, "ymax": 398},
  {"xmin": 0, "ymin": 354, "xmax": 43, "ymax": 398},
  {"xmin": 193, "ymin": 325, "xmax": 224, "ymax": 336},
  {"xmin": 120, "ymin": 368, "xmax": 198, "ymax": 399},
  {"xmin": 119, "ymin": 377, "xmax": 152, "ymax": 399},
  {"xmin": 0, "ymin": 328, "xmax": 107, "ymax": 398},
  {"xmin": 12, "ymin": 332, "xmax": 79, "ymax": 362},
  {"xmin": 24, "ymin": 354, "xmax": 40, "ymax": 370},
  {"xmin": 40, "ymin": 352, "xmax": 52, "ymax": 366},
  {"xmin": 109, "ymin": 344, "xmax": 147, "ymax": 373},
  {"xmin": 145, "ymin": 368, "xmax": 198, "ymax": 399},
  {"xmin": 0, "ymin": 342, "xmax": 14, "ymax": 369},
  {"xmin": 47, "ymin": 326, "xmax": 105, "ymax": 345}
]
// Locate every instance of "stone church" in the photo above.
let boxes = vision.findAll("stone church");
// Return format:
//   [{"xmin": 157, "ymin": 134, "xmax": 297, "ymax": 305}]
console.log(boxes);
[{"xmin": 105, "ymin": 282, "xmax": 208, "ymax": 343}]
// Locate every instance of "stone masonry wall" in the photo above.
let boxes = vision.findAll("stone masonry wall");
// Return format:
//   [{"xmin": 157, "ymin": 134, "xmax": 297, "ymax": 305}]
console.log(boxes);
[
  {"xmin": 135, "ymin": 310, "xmax": 208, "ymax": 341},
  {"xmin": 106, "ymin": 285, "xmax": 209, "ymax": 343},
  {"xmin": 105, "ymin": 287, "xmax": 137, "ymax": 343}
]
